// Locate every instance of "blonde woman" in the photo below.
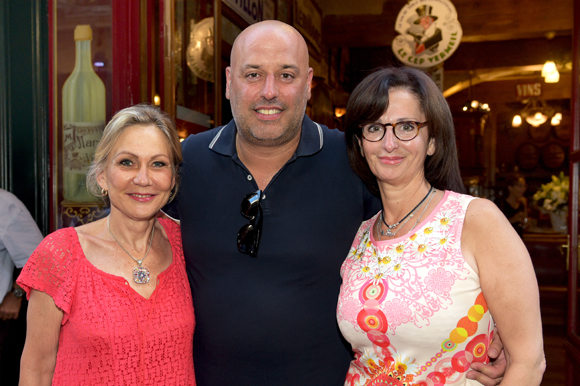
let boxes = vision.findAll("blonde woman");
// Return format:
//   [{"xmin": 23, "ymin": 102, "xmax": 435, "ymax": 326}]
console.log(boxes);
[{"xmin": 18, "ymin": 104, "xmax": 195, "ymax": 385}]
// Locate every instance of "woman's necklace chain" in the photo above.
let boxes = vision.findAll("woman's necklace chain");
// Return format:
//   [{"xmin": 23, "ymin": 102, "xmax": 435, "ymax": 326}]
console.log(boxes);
[
  {"xmin": 107, "ymin": 216, "xmax": 155, "ymax": 284},
  {"xmin": 380, "ymin": 186, "xmax": 434, "ymax": 237},
  {"xmin": 377, "ymin": 187, "xmax": 436, "ymax": 240}
]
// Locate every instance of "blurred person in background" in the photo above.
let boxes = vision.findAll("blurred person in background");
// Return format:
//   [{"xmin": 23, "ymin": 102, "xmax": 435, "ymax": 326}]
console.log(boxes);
[
  {"xmin": 496, "ymin": 173, "xmax": 528, "ymax": 238},
  {"xmin": 0, "ymin": 189, "xmax": 43, "ymax": 386}
]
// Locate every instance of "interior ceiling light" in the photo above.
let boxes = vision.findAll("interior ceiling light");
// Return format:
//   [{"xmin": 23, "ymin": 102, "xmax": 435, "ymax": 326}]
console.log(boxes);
[
  {"xmin": 551, "ymin": 112, "xmax": 562, "ymax": 126},
  {"xmin": 463, "ymin": 99, "xmax": 490, "ymax": 113},
  {"xmin": 520, "ymin": 99, "xmax": 555, "ymax": 127},
  {"xmin": 334, "ymin": 107, "xmax": 346, "ymax": 118},
  {"xmin": 541, "ymin": 61, "xmax": 557, "ymax": 77},
  {"xmin": 541, "ymin": 60, "xmax": 560, "ymax": 83},
  {"xmin": 545, "ymin": 70, "xmax": 560, "ymax": 83},
  {"xmin": 526, "ymin": 112, "xmax": 548, "ymax": 127},
  {"xmin": 462, "ymin": 71, "xmax": 490, "ymax": 113},
  {"xmin": 512, "ymin": 115, "xmax": 523, "ymax": 128}
]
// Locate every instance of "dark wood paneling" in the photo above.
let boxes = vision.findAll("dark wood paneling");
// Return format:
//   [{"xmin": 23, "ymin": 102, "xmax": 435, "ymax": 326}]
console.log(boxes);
[
  {"xmin": 524, "ymin": 234, "xmax": 569, "ymax": 287},
  {"xmin": 343, "ymin": 36, "xmax": 573, "ymax": 96},
  {"xmin": 444, "ymin": 36, "xmax": 573, "ymax": 71},
  {"xmin": 565, "ymin": 340, "xmax": 580, "ymax": 385},
  {"xmin": 445, "ymin": 74, "xmax": 573, "ymax": 107},
  {"xmin": 322, "ymin": 0, "xmax": 574, "ymax": 48},
  {"xmin": 112, "ymin": 1, "xmax": 141, "ymax": 112}
]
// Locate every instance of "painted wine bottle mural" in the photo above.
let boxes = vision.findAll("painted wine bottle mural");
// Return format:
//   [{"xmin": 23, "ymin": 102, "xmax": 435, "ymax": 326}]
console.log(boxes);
[{"xmin": 62, "ymin": 25, "xmax": 106, "ymax": 202}]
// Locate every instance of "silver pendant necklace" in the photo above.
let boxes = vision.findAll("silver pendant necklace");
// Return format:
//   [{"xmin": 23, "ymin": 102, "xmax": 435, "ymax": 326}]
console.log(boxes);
[
  {"xmin": 379, "ymin": 186, "xmax": 434, "ymax": 237},
  {"xmin": 377, "ymin": 187, "xmax": 436, "ymax": 240},
  {"xmin": 107, "ymin": 216, "xmax": 155, "ymax": 284}
]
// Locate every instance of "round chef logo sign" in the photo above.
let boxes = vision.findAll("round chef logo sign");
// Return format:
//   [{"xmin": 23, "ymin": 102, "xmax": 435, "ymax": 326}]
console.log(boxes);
[{"xmin": 392, "ymin": 0, "xmax": 462, "ymax": 68}]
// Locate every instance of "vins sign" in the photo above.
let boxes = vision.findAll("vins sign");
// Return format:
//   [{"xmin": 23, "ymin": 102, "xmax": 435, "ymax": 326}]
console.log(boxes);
[{"xmin": 516, "ymin": 82, "xmax": 542, "ymax": 98}]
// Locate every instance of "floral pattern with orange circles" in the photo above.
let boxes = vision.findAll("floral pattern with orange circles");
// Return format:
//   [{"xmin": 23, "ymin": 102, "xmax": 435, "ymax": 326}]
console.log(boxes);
[{"xmin": 338, "ymin": 191, "xmax": 494, "ymax": 386}]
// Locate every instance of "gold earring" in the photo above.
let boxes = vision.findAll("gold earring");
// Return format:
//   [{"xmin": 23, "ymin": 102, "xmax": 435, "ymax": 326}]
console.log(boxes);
[
  {"xmin": 101, "ymin": 188, "xmax": 108, "ymax": 196},
  {"xmin": 167, "ymin": 190, "xmax": 176, "ymax": 203}
]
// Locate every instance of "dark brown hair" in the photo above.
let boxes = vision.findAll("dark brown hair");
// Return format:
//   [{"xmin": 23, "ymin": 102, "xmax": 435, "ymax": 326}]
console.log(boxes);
[
  {"xmin": 344, "ymin": 66, "xmax": 465, "ymax": 196},
  {"xmin": 505, "ymin": 173, "xmax": 525, "ymax": 188}
]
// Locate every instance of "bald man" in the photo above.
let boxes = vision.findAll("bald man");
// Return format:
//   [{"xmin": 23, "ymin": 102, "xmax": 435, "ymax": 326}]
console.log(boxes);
[{"xmin": 163, "ymin": 21, "xmax": 505, "ymax": 385}]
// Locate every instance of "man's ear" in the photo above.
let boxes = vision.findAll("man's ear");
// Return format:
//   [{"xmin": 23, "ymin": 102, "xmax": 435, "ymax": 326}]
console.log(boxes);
[
  {"xmin": 306, "ymin": 67, "xmax": 314, "ymax": 100},
  {"xmin": 225, "ymin": 67, "xmax": 232, "ymax": 100}
]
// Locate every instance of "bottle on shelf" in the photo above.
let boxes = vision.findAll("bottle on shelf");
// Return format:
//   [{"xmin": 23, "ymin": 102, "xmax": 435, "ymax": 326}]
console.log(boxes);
[{"xmin": 62, "ymin": 24, "xmax": 106, "ymax": 202}]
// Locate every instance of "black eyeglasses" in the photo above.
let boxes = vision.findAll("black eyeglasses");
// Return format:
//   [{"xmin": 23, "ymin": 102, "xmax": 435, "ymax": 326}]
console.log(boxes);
[
  {"xmin": 237, "ymin": 190, "xmax": 263, "ymax": 257},
  {"xmin": 360, "ymin": 121, "xmax": 427, "ymax": 142}
]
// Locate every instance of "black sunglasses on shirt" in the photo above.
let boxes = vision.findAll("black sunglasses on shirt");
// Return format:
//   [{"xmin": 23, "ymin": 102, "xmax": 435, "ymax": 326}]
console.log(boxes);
[{"xmin": 237, "ymin": 190, "xmax": 263, "ymax": 257}]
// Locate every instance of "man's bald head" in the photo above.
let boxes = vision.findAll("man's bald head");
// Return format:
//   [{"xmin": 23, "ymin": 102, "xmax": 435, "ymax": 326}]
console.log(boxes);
[{"xmin": 230, "ymin": 20, "xmax": 310, "ymax": 70}]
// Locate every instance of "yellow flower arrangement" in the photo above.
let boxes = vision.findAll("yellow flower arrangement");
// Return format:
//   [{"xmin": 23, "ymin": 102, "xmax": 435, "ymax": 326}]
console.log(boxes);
[{"xmin": 533, "ymin": 171, "xmax": 569, "ymax": 213}]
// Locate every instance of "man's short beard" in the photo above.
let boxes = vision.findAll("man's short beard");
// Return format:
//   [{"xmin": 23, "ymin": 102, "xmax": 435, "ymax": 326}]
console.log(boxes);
[{"xmin": 231, "ymin": 94, "xmax": 308, "ymax": 147}]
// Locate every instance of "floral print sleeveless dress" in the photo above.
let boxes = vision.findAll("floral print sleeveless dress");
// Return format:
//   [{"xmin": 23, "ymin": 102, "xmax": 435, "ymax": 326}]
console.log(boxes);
[{"xmin": 338, "ymin": 191, "xmax": 493, "ymax": 386}]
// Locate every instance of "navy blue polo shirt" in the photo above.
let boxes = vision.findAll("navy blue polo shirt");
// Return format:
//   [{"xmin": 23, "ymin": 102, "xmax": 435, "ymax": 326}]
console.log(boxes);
[{"xmin": 164, "ymin": 115, "xmax": 380, "ymax": 386}]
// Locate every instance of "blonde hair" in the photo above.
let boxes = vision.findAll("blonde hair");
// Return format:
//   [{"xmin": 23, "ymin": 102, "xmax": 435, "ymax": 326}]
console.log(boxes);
[{"xmin": 86, "ymin": 104, "xmax": 183, "ymax": 206}]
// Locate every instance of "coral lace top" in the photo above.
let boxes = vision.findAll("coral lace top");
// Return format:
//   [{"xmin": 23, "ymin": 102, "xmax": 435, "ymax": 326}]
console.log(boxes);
[
  {"xmin": 17, "ymin": 218, "xmax": 195, "ymax": 385},
  {"xmin": 338, "ymin": 191, "xmax": 493, "ymax": 386}
]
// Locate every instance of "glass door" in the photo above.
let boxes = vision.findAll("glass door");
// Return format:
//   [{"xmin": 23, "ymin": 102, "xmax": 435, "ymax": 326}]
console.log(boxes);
[
  {"xmin": 49, "ymin": 0, "xmax": 114, "ymax": 230},
  {"xmin": 173, "ymin": 0, "xmax": 218, "ymax": 138},
  {"xmin": 49, "ymin": 0, "xmax": 150, "ymax": 231}
]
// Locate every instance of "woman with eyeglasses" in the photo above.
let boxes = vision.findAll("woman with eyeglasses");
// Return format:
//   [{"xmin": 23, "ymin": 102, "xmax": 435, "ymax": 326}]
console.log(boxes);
[
  {"xmin": 337, "ymin": 67, "xmax": 544, "ymax": 386},
  {"xmin": 17, "ymin": 104, "xmax": 195, "ymax": 385}
]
